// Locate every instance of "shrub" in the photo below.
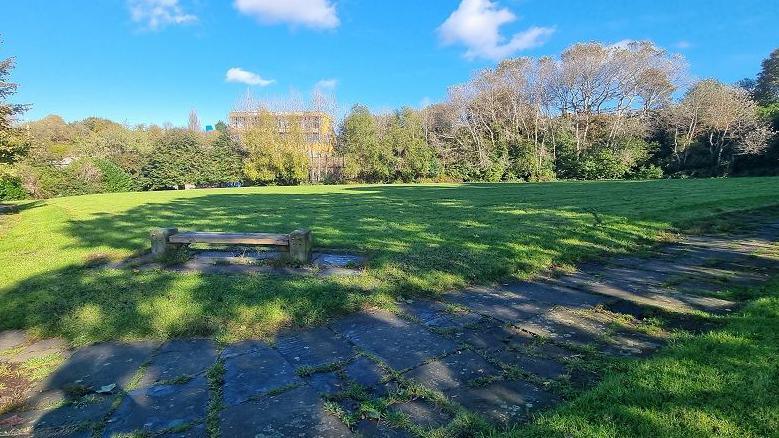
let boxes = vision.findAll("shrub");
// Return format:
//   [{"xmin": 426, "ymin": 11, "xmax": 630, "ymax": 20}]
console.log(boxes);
[
  {"xmin": 141, "ymin": 130, "xmax": 204, "ymax": 190},
  {"xmin": 631, "ymin": 164, "xmax": 664, "ymax": 180},
  {"xmin": 15, "ymin": 159, "xmax": 119, "ymax": 199},
  {"xmin": 95, "ymin": 159, "xmax": 136, "ymax": 192},
  {"xmin": 557, "ymin": 138, "xmax": 655, "ymax": 180},
  {"xmin": 0, "ymin": 166, "xmax": 26, "ymax": 200}
]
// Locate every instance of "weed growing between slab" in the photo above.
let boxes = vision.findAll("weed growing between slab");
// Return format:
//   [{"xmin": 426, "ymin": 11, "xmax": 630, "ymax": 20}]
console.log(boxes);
[
  {"xmin": 295, "ymin": 358, "xmax": 352, "ymax": 377},
  {"xmin": 205, "ymin": 359, "xmax": 225, "ymax": 438}
]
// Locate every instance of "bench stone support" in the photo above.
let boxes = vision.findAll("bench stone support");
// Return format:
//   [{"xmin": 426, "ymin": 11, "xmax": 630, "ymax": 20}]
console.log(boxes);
[
  {"xmin": 150, "ymin": 227, "xmax": 179, "ymax": 258},
  {"xmin": 289, "ymin": 229, "xmax": 313, "ymax": 263}
]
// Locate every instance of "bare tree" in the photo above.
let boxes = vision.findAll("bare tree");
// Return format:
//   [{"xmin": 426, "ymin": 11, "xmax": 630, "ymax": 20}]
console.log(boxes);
[
  {"xmin": 439, "ymin": 40, "xmax": 686, "ymax": 179},
  {"xmin": 665, "ymin": 79, "xmax": 773, "ymax": 173},
  {"xmin": 547, "ymin": 41, "xmax": 686, "ymax": 153},
  {"xmin": 188, "ymin": 109, "xmax": 201, "ymax": 132}
]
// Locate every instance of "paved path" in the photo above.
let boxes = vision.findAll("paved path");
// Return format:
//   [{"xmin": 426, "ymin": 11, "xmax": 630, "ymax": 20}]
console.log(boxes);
[{"xmin": 1, "ymin": 220, "xmax": 778, "ymax": 437}]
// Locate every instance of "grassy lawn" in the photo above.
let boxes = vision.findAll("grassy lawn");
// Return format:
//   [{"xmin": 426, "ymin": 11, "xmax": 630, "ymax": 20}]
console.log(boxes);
[
  {"xmin": 1, "ymin": 178, "xmax": 779, "ymax": 346},
  {"xmin": 508, "ymin": 272, "xmax": 779, "ymax": 438}
]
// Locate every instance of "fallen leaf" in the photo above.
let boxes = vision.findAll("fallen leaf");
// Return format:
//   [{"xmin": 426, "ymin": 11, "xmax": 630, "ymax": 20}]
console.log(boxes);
[{"xmin": 96, "ymin": 383, "xmax": 116, "ymax": 394}]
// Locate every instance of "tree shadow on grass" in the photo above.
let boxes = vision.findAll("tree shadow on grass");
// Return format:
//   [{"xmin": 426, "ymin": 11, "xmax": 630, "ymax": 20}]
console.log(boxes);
[
  {"xmin": 1, "ymin": 182, "xmax": 777, "ymax": 435},
  {"xmin": 512, "ymin": 311, "xmax": 779, "ymax": 437},
  {"xmin": 4, "ymin": 181, "xmax": 776, "ymax": 346},
  {"xmin": 0, "ymin": 200, "xmax": 42, "ymax": 215}
]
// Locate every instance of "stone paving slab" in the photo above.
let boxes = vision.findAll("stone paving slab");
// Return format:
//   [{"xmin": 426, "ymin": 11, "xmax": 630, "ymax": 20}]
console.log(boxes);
[
  {"xmin": 398, "ymin": 300, "xmax": 487, "ymax": 329},
  {"xmin": 444, "ymin": 286, "xmax": 551, "ymax": 323},
  {"xmin": 402, "ymin": 348, "xmax": 556, "ymax": 422},
  {"xmin": 222, "ymin": 341, "xmax": 301, "ymax": 406},
  {"xmin": 329, "ymin": 310, "xmax": 459, "ymax": 371},
  {"xmin": 458, "ymin": 379, "xmax": 556, "ymax": 424},
  {"xmin": 6, "ymin": 338, "xmax": 69, "ymax": 364},
  {"xmin": 104, "ymin": 376, "xmax": 209, "ymax": 436},
  {"xmin": 523, "ymin": 308, "xmax": 611, "ymax": 346},
  {"xmin": 404, "ymin": 350, "xmax": 502, "ymax": 393},
  {"xmin": 593, "ymin": 266, "xmax": 670, "ymax": 287},
  {"xmin": 608, "ymin": 256, "xmax": 774, "ymax": 281},
  {"xmin": 343, "ymin": 357, "xmax": 385, "ymax": 387},
  {"xmin": 275, "ymin": 326, "xmax": 355, "ymax": 369},
  {"xmin": 219, "ymin": 385, "xmax": 352, "ymax": 438},
  {"xmin": 393, "ymin": 400, "xmax": 453, "ymax": 428},
  {"xmin": 490, "ymin": 350, "xmax": 567, "ymax": 380},
  {"xmin": 354, "ymin": 420, "xmax": 412, "ymax": 438},
  {"xmin": 551, "ymin": 271, "xmax": 735, "ymax": 314},
  {"xmin": 139, "ymin": 339, "xmax": 218, "ymax": 387},
  {"xmin": 453, "ymin": 322, "xmax": 536, "ymax": 352},
  {"xmin": 45, "ymin": 342, "xmax": 158, "ymax": 392},
  {"xmin": 499, "ymin": 280, "xmax": 611, "ymax": 308},
  {"xmin": 604, "ymin": 331, "xmax": 664, "ymax": 356},
  {"xmin": 0, "ymin": 330, "xmax": 27, "ymax": 351},
  {"xmin": 306, "ymin": 371, "xmax": 345, "ymax": 395}
]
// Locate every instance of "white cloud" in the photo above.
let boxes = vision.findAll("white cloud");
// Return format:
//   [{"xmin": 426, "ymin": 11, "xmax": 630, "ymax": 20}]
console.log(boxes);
[
  {"xmin": 128, "ymin": 0, "xmax": 197, "ymax": 30},
  {"xmin": 234, "ymin": 0, "xmax": 339, "ymax": 29},
  {"xmin": 439, "ymin": 0, "xmax": 554, "ymax": 60},
  {"xmin": 315, "ymin": 79, "xmax": 338, "ymax": 90},
  {"xmin": 225, "ymin": 68, "xmax": 275, "ymax": 86},
  {"xmin": 674, "ymin": 40, "xmax": 692, "ymax": 49}
]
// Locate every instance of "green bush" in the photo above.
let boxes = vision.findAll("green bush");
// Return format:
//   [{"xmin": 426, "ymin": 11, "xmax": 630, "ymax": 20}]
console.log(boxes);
[
  {"xmin": 557, "ymin": 138, "xmax": 655, "ymax": 180},
  {"xmin": 0, "ymin": 171, "xmax": 26, "ymax": 200},
  {"xmin": 95, "ymin": 159, "xmax": 136, "ymax": 193},
  {"xmin": 631, "ymin": 164, "xmax": 664, "ymax": 180},
  {"xmin": 17, "ymin": 160, "xmax": 117, "ymax": 199}
]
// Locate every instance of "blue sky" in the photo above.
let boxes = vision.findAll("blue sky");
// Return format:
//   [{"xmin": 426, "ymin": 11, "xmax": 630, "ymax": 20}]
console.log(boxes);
[{"xmin": 2, "ymin": 0, "xmax": 777, "ymax": 127}]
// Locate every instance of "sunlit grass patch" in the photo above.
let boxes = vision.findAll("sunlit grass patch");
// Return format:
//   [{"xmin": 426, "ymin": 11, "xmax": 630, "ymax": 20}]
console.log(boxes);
[
  {"xmin": 1, "ymin": 179, "xmax": 778, "ymax": 345},
  {"xmin": 506, "ymin": 277, "xmax": 779, "ymax": 438}
]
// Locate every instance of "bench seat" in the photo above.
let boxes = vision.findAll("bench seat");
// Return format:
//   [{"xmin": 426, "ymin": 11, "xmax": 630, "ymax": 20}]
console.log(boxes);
[
  {"xmin": 169, "ymin": 232, "xmax": 289, "ymax": 246},
  {"xmin": 151, "ymin": 227, "xmax": 312, "ymax": 263}
]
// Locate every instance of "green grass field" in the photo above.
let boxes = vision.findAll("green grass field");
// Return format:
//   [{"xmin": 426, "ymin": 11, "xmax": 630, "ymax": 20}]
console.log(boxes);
[
  {"xmin": 510, "ymin": 274, "xmax": 779, "ymax": 438},
  {"xmin": 2, "ymin": 178, "xmax": 779, "ymax": 346}
]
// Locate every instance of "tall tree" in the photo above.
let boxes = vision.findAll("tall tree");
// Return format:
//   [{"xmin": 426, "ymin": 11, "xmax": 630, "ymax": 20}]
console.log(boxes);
[
  {"xmin": 141, "ymin": 129, "xmax": 204, "ymax": 189},
  {"xmin": 0, "ymin": 40, "xmax": 30, "ymax": 164},
  {"xmin": 754, "ymin": 48, "xmax": 779, "ymax": 105},
  {"xmin": 241, "ymin": 110, "xmax": 309, "ymax": 185},
  {"xmin": 663, "ymin": 79, "xmax": 773, "ymax": 174},
  {"xmin": 337, "ymin": 105, "xmax": 391, "ymax": 182}
]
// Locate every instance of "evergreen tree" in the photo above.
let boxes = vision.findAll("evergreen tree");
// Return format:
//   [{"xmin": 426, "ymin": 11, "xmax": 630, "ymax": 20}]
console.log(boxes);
[
  {"xmin": 141, "ymin": 129, "xmax": 204, "ymax": 189},
  {"xmin": 205, "ymin": 130, "xmax": 243, "ymax": 185},
  {"xmin": 754, "ymin": 48, "xmax": 779, "ymax": 105},
  {"xmin": 0, "ymin": 41, "xmax": 30, "ymax": 164}
]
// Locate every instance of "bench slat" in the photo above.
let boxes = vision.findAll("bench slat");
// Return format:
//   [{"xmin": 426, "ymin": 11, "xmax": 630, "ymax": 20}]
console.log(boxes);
[{"xmin": 169, "ymin": 232, "xmax": 289, "ymax": 246}]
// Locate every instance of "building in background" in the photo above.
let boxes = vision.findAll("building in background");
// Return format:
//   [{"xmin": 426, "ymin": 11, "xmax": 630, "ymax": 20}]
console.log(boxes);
[
  {"xmin": 227, "ymin": 110, "xmax": 342, "ymax": 182},
  {"xmin": 228, "ymin": 110, "xmax": 335, "ymax": 157}
]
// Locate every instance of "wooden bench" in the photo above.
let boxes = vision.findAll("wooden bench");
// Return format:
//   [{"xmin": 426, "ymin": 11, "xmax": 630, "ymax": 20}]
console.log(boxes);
[{"xmin": 150, "ymin": 228, "xmax": 313, "ymax": 263}]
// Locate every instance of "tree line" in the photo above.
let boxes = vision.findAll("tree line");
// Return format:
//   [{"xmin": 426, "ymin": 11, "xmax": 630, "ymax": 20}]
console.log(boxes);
[
  {"xmin": 338, "ymin": 42, "xmax": 778, "ymax": 183},
  {"xmin": 1, "ymin": 41, "xmax": 777, "ymax": 200},
  {"xmin": 0, "ymin": 114, "xmax": 245, "ymax": 199}
]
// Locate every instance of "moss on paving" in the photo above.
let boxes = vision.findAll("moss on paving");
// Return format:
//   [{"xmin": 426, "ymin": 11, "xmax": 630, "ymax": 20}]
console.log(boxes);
[{"xmin": 1, "ymin": 179, "xmax": 779, "ymax": 346}]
